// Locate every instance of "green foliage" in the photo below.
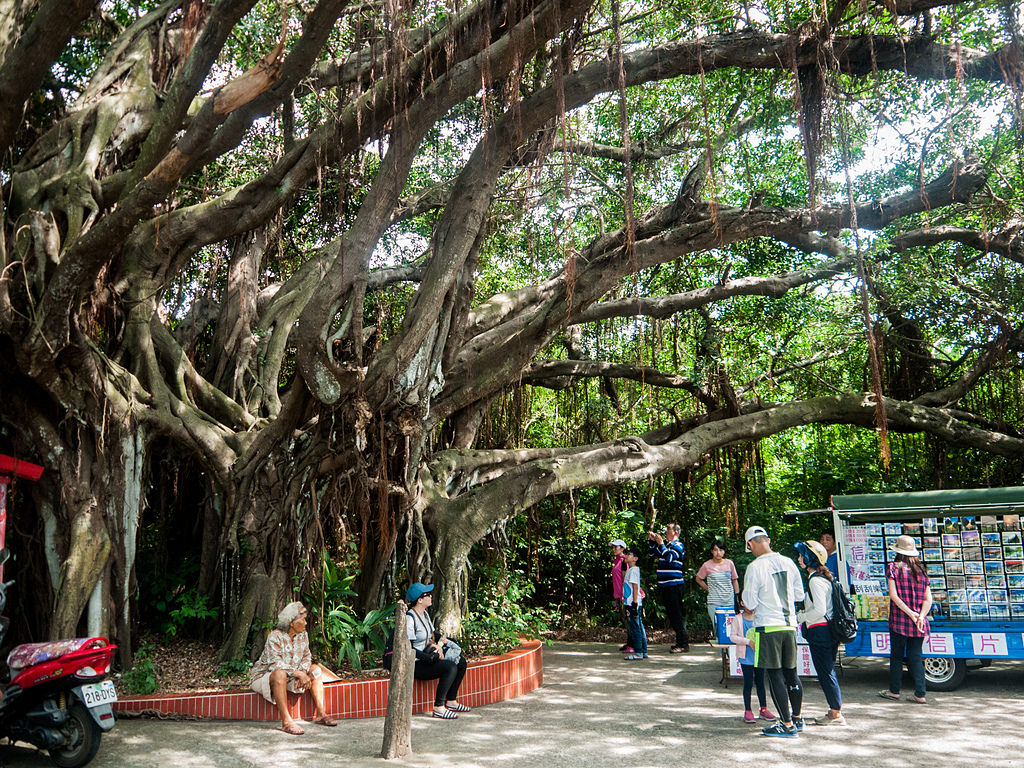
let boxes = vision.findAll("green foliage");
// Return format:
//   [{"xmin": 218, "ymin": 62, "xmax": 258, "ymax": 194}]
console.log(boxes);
[
  {"xmin": 463, "ymin": 566, "xmax": 552, "ymax": 656},
  {"xmin": 163, "ymin": 588, "xmax": 219, "ymax": 638},
  {"xmin": 321, "ymin": 605, "xmax": 394, "ymax": 672},
  {"xmin": 122, "ymin": 643, "xmax": 159, "ymax": 695},
  {"xmin": 304, "ymin": 552, "xmax": 392, "ymax": 672}
]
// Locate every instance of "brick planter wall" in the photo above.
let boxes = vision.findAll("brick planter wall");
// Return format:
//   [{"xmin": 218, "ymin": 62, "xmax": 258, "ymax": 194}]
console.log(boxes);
[{"xmin": 113, "ymin": 639, "xmax": 542, "ymax": 721}]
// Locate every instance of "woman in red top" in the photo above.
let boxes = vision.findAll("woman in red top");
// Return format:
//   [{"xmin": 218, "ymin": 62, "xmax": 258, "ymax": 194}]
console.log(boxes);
[{"xmin": 879, "ymin": 535, "xmax": 933, "ymax": 704}]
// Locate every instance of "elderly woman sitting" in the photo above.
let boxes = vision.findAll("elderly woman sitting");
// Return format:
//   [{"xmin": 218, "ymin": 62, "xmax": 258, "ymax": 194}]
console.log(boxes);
[{"xmin": 250, "ymin": 601, "xmax": 340, "ymax": 734}]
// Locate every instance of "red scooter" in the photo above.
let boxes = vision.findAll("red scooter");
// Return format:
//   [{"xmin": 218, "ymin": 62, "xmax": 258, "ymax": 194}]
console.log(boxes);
[{"xmin": 0, "ymin": 550, "xmax": 118, "ymax": 767}]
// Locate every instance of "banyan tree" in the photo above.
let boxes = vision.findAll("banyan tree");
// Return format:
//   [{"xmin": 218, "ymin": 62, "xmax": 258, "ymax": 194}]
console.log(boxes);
[{"xmin": 1, "ymin": 0, "xmax": 1023, "ymax": 660}]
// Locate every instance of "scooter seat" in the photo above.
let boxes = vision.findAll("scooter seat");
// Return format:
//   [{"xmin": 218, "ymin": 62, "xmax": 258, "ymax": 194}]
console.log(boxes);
[{"xmin": 7, "ymin": 637, "xmax": 109, "ymax": 671}]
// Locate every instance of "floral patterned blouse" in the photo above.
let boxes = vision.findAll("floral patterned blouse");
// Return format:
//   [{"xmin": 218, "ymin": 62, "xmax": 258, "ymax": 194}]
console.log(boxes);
[{"xmin": 250, "ymin": 629, "xmax": 312, "ymax": 680}]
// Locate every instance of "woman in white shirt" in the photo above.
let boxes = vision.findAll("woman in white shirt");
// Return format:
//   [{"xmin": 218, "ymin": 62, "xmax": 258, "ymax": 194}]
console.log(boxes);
[{"xmin": 794, "ymin": 540, "xmax": 846, "ymax": 726}]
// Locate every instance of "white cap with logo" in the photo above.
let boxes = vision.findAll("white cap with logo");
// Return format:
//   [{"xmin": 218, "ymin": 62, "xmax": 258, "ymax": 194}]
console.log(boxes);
[{"xmin": 744, "ymin": 525, "xmax": 768, "ymax": 551}]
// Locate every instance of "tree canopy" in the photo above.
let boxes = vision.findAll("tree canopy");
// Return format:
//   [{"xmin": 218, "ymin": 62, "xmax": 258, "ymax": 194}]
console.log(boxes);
[{"xmin": 1, "ymin": 0, "xmax": 1023, "ymax": 657}]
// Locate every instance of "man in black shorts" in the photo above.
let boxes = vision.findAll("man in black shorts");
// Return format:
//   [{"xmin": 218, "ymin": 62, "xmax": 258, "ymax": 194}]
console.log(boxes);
[{"xmin": 741, "ymin": 525, "xmax": 806, "ymax": 737}]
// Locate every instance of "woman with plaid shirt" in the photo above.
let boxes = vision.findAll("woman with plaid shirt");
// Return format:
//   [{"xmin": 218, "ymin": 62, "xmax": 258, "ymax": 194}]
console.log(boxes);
[{"xmin": 879, "ymin": 535, "xmax": 933, "ymax": 704}]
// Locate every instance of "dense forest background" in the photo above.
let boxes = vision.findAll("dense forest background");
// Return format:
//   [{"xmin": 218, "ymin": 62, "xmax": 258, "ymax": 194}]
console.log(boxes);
[{"xmin": 1, "ymin": 0, "xmax": 1023, "ymax": 671}]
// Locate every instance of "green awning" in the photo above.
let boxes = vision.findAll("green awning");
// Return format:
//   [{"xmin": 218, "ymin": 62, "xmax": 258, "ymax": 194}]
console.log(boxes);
[{"xmin": 831, "ymin": 486, "xmax": 1024, "ymax": 519}]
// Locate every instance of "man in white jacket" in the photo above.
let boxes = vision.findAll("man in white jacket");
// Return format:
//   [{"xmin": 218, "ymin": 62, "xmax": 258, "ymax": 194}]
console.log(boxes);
[{"xmin": 741, "ymin": 525, "xmax": 806, "ymax": 738}]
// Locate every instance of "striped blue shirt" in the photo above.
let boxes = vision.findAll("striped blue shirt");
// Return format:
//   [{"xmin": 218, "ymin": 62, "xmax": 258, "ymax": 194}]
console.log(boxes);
[{"xmin": 650, "ymin": 539, "xmax": 686, "ymax": 587}]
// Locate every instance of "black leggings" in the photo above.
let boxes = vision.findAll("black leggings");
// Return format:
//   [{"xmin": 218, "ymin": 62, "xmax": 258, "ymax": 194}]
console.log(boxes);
[
  {"xmin": 765, "ymin": 666, "xmax": 802, "ymax": 723},
  {"xmin": 414, "ymin": 657, "xmax": 468, "ymax": 707}
]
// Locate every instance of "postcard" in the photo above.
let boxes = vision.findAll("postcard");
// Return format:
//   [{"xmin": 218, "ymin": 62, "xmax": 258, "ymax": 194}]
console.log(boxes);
[
  {"xmin": 1003, "ymin": 514, "xmax": 1021, "ymax": 531},
  {"xmin": 903, "ymin": 522, "xmax": 921, "ymax": 534},
  {"xmin": 867, "ymin": 550, "xmax": 884, "ymax": 563},
  {"xmin": 1004, "ymin": 545, "xmax": 1024, "ymax": 559},
  {"xmin": 923, "ymin": 535, "xmax": 942, "ymax": 548},
  {"xmin": 923, "ymin": 518, "xmax": 939, "ymax": 534},
  {"xmin": 1010, "ymin": 603, "xmax": 1024, "ymax": 618},
  {"xmin": 884, "ymin": 523, "xmax": 903, "ymax": 536},
  {"xmin": 885, "ymin": 536, "xmax": 901, "ymax": 550},
  {"xmin": 980, "ymin": 515, "xmax": 998, "ymax": 526},
  {"xmin": 867, "ymin": 536, "xmax": 884, "ymax": 549},
  {"xmin": 1008, "ymin": 573, "xmax": 1024, "ymax": 587},
  {"xmin": 925, "ymin": 563, "xmax": 944, "ymax": 576},
  {"xmin": 943, "ymin": 547, "xmax": 963, "ymax": 561},
  {"xmin": 985, "ymin": 560, "xmax": 1005, "ymax": 575},
  {"xmin": 1004, "ymin": 560, "xmax": 1024, "ymax": 574},
  {"xmin": 967, "ymin": 588, "xmax": 987, "ymax": 603},
  {"xmin": 1010, "ymin": 589, "xmax": 1024, "ymax": 601},
  {"xmin": 962, "ymin": 516, "xmax": 977, "ymax": 531},
  {"xmin": 961, "ymin": 529, "xmax": 980, "ymax": 544},
  {"xmin": 922, "ymin": 548, "xmax": 942, "ymax": 562},
  {"xmin": 944, "ymin": 560, "xmax": 964, "ymax": 574},
  {"xmin": 868, "ymin": 564, "xmax": 885, "ymax": 578},
  {"xmin": 987, "ymin": 575, "xmax": 1007, "ymax": 589},
  {"xmin": 979, "ymin": 522, "xmax": 999, "ymax": 533},
  {"xmin": 963, "ymin": 546, "xmax": 983, "ymax": 561},
  {"xmin": 941, "ymin": 533, "xmax": 962, "ymax": 547},
  {"xmin": 1004, "ymin": 531, "xmax": 1022, "ymax": 545},
  {"xmin": 966, "ymin": 574, "xmax": 987, "ymax": 588},
  {"xmin": 970, "ymin": 603, "xmax": 990, "ymax": 617},
  {"xmin": 982, "ymin": 532, "xmax": 1002, "ymax": 545},
  {"xmin": 865, "ymin": 523, "xmax": 884, "ymax": 537},
  {"xmin": 964, "ymin": 561, "xmax": 984, "ymax": 574},
  {"xmin": 984, "ymin": 546, "xmax": 1004, "ymax": 560},
  {"xmin": 947, "ymin": 589, "xmax": 968, "ymax": 603},
  {"xmin": 929, "ymin": 577, "xmax": 946, "ymax": 590},
  {"xmin": 989, "ymin": 604, "xmax": 1009, "ymax": 619},
  {"xmin": 946, "ymin": 575, "xmax": 966, "ymax": 589},
  {"xmin": 944, "ymin": 517, "xmax": 960, "ymax": 532},
  {"xmin": 949, "ymin": 603, "xmax": 970, "ymax": 618},
  {"xmin": 988, "ymin": 589, "xmax": 1008, "ymax": 602}
]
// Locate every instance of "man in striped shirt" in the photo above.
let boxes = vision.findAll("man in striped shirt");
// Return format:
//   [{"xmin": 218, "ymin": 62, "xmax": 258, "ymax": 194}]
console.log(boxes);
[{"xmin": 648, "ymin": 522, "xmax": 690, "ymax": 653}]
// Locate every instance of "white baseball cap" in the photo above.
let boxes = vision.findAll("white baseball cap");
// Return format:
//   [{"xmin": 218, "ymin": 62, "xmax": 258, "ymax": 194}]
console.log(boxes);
[
  {"xmin": 744, "ymin": 525, "xmax": 768, "ymax": 551},
  {"xmin": 610, "ymin": 539, "xmax": 627, "ymax": 548}
]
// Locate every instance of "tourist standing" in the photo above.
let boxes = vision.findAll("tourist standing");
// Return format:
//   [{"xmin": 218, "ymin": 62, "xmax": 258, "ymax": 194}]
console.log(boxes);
[
  {"xmin": 610, "ymin": 539, "xmax": 633, "ymax": 652},
  {"xmin": 794, "ymin": 540, "xmax": 846, "ymax": 725},
  {"xmin": 648, "ymin": 522, "xmax": 690, "ymax": 652},
  {"xmin": 741, "ymin": 525, "xmax": 805, "ymax": 737},
  {"xmin": 695, "ymin": 537, "xmax": 739, "ymax": 634},
  {"xmin": 879, "ymin": 535, "xmax": 932, "ymax": 704},
  {"xmin": 622, "ymin": 548, "xmax": 648, "ymax": 660}
]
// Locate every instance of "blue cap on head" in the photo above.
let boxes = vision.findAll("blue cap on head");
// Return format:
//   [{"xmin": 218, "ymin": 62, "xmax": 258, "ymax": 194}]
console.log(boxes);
[
  {"xmin": 794, "ymin": 540, "xmax": 826, "ymax": 567},
  {"xmin": 405, "ymin": 582, "xmax": 434, "ymax": 603}
]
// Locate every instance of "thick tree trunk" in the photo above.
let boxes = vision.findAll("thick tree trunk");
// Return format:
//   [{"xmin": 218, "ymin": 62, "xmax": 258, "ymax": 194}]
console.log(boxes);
[{"xmin": 381, "ymin": 600, "xmax": 413, "ymax": 759}]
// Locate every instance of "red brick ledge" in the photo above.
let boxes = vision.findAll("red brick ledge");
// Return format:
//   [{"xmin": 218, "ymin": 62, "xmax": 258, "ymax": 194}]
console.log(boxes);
[{"xmin": 113, "ymin": 639, "xmax": 543, "ymax": 721}]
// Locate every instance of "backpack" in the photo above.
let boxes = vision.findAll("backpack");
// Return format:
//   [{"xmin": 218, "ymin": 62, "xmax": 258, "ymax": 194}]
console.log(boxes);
[
  {"xmin": 382, "ymin": 627, "xmax": 394, "ymax": 669},
  {"xmin": 827, "ymin": 580, "xmax": 858, "ymax": 644}
]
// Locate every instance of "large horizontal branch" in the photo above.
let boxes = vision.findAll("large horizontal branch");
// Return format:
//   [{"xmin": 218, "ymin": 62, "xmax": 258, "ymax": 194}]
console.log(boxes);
[
  {"xmin": 893, "ymin": 221, "xmax": 1024, "ymax": 263},
  {"xmin": 441, "ymin": 157, "xmax": 985, "ymax": 424},
  {"xmin": 521, "ymin": 359, "xmax": 706, "ymax": 396},
  {"xmin": 551, "ymin": 116, "xmax": 755, "ymax": 163},
  {"xmin": 423, "ymin": 392, "xmax": 1024, "ymax": 547},
  {"xmin": 573, "ymin": 254, "xmax": 856, "ymax": 324}
]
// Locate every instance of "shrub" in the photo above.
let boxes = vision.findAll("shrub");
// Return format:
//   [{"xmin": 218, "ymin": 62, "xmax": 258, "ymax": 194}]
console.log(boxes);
[{"xmin": 123, "ymin": 643, "xmax": 159, "ymax": 695}]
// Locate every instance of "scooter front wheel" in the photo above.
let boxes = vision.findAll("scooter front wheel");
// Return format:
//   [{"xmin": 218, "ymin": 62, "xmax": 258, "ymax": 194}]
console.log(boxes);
[{"xmin": 49, "ymin": 703, "xmax": 102, "ymax": 768}]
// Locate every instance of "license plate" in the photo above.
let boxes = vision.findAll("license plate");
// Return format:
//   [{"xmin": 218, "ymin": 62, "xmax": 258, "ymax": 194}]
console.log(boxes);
[{"xmin": 81, "ymin": 680, "xmax": 117, "ymax": 708}]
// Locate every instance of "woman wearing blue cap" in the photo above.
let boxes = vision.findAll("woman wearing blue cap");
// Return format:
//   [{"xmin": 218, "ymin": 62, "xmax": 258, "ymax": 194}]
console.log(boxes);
[{"xmin": 405, "ymin": 582, "xmax": 470, "ymax": 719}]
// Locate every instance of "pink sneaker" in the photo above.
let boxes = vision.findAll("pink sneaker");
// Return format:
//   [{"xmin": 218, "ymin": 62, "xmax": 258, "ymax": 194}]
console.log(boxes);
[
  {"xmin": 759, "ymin": 707, "xmax": 777, "ymax": 721},
  {"xmin": 743, "ymin": 710, "xmax": 756, "ymax": 723}
]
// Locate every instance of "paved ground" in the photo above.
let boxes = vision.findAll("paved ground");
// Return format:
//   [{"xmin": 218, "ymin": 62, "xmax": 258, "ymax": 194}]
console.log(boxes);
[{"xmin": 5, "ymin": 642, "xmax": 1023, "ymax": 767}]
